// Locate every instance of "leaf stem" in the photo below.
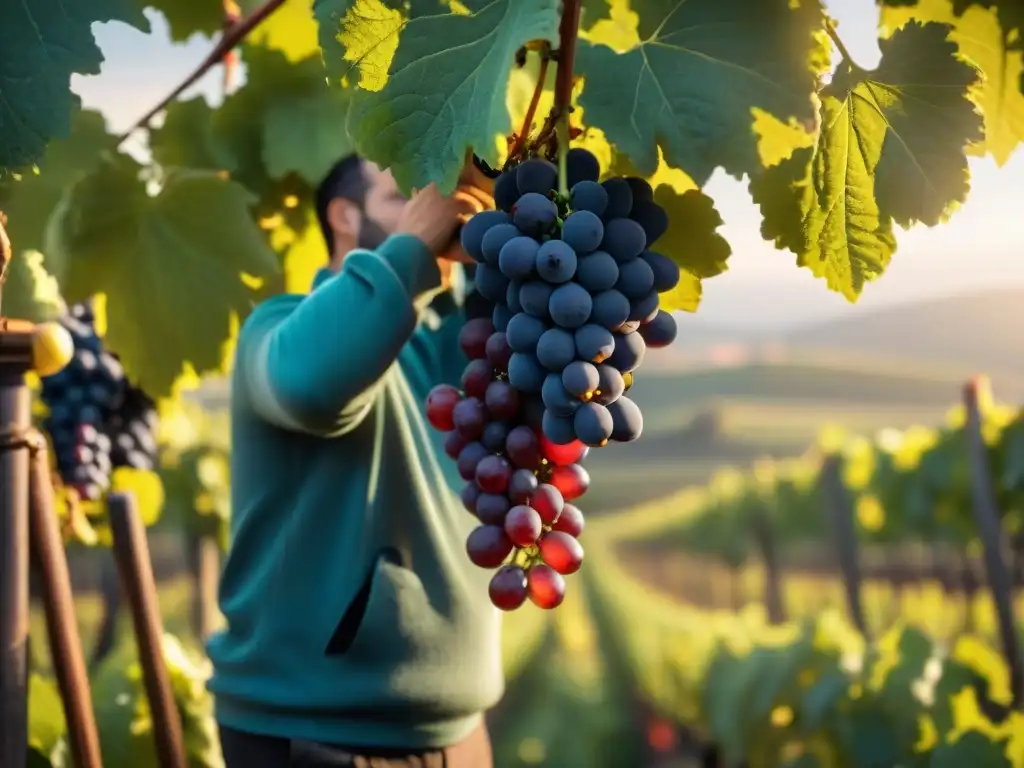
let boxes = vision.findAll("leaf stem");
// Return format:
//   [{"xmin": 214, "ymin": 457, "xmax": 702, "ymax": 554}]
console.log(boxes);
[
  {"xmin": 115, "ymin": 0, "xmax": 287, "ymax": 146},
  {"xmin": 823, "ymin": 14, "xmax": 858, "ymax": 70},
  {"xmin": 508, "ymin": 50, "xmax": 551, "ymax": 162}
]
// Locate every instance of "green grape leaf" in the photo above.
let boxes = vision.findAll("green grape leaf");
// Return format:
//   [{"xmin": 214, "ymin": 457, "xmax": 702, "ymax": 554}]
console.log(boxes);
[
  {"xmin": 262, "ymin": 81, "xmax": 354, "ymax": 184},
  {"xmin": 750, "ymin": 21, "xmax": 984, "ymax": 300},
  {"xmin": 0, "ymin": 108, "xmax": 117, "ymax": 255},
  {"xmin": 575, "ymin": 0, "xmax": 826, "ymax": 185},
  {"xmin": 930, "ymin": 731, "xmax": 1011, "ymax": 766},
  {"xmin": 239, "ymin": 0, "xmax": 321, "ymax": 61},
  {"xmin": 315, "ymin": 0, "xmax": 561, "ymax": 193},
  {"xmin": 881, "ymin": 0, "xmax": 1024, "ymax": 165},
  {"xmin": 142, "ymin": 0, "xmax": 223, "ymax": 41},
  {"xmin": 652, "ymin": 186, "xmax": 732, "ymax": 313},
  {"xmin": 44, "ymin": 155, "xmax": 280, "ymax": 398},
  {"xmin": 0, "ymin": 1, "xmax": 148, "ymax": 172},
  {"xmin": 2, "ymin": 250, "xmax": 64, "ymax": 323},
  {"xmin": 149, "ymin": 97, "xmax": 236, "ymax": 173}
]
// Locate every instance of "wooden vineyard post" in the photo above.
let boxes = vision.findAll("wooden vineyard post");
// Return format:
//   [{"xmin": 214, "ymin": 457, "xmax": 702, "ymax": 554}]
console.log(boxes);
[
  {"xmin": 28, "ymin": 436, "xmax": 104, "ymax": 768},
  {"xmin": 751, "ymin": 507, "xmax": 786, "ymax": 624},
  {"xmin": 820, "ymin": 455, "xmax": 870, "ymax": 639},
  {"xmin": 963, "ymin": 377, "xmax": 1023, "ymax": 708},
  {"xmin": 186, "ymin": 531, "xmax": 222, "ymax": 642},
  {"xmin": 108, "ymin": 492, "xmax": 188, "ymax": 768},
  {"xmin": 0, "ymin": 318, "xmax": 34, "ymax": 768}
]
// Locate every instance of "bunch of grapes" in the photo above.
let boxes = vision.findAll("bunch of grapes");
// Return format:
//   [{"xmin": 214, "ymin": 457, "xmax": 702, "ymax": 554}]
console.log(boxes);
[
  {"xmin": 38, "ymin": 301, "xmax": 160, "ymax": 501},
  {"xmin": 426, "ymin": 147, "xmax": 681, "ymax": 612}
]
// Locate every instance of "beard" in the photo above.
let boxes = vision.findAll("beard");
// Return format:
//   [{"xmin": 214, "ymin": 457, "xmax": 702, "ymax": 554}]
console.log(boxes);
[{"xmin": 356, "ymin": 215, "xmax": 390, "ymax": 250}]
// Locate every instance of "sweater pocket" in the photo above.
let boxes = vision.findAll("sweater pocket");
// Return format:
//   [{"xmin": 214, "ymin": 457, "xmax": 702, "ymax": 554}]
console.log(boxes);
[{"xmin": 324, "ymin": 546, "xmax": 408, "ymax": 656}]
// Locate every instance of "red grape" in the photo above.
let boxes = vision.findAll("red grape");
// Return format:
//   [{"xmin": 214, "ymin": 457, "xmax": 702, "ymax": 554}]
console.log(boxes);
[
  {"xmin": 444, "ymin": 430, "xmax": 469, "ymax": 460},
  {"xmin": 457, "ymin": 441, "xmax": 489, "ymax": 480},
  {"xmin": 425, "ymin": 384, "xmax": 461, "ymax": 431},
  {"xmin": 504, "ymin": 505, "xmax": 542, "ymax": 547},
  {"xmin": 549, "ymin": 463, "xmax": 589, "ymax": 500},
  {"xmin": 452, "ymin": 397, "xmax": 486, "ymax": 439},
  {"xmin": 485, "ymin": 332, "xmax": 512, "ymax": 372},
  {"xmin": 529, "ymin": 483, "xmax": 563, "ymax": 525},
  {"xmin": 461, "ymin": 359, "xmax": 493, "ymax": 399},
  {"xmin": 476, "ymin": 492, "xmax": 510, "ymax": 525},
  {"xmin": 508, "ymin": 469, "xmax": 539, "ymax": 504},
  {"xmin": 466, "ymin": 525, "xmax": 514, "ymax": 568},
  {"xmin": 460, "ymin": 481, "xmax": 480, "ymax": 513},
  {"xmin": 552, "ymin": 503, "xmax": 584, "ymax": 537},
  {"xmin": 485, "ymin": 380, "xmax": 520, "ymax": 420},
  {"xmin": 489, "ymin": 565, "xmax": 528, "ymax": 611},
  {"xmin": 476, "ymin": 455, "xmax": 512, "ymax": 494},
  {"xmin": 460, "ymin": 317, "xmax": 494, "ymax": 360},
  {"xmin": 506, "ymin": 425, "xmax": 542, "ymax": 469},
  {"xmin": 538, "ymin": 531, "xmax": 584, "ymax": 574},
  {"xmin": 527, "ymin": 564, "xmax": 565, "ymax": 609},
  {"xmin": 539, "ymin": 432, "xmax": 587, "ymax": 465}
]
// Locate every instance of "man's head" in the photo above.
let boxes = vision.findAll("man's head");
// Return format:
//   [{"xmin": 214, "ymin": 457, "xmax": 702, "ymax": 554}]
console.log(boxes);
[{"xmin": 315, "ymin": 156, "xmax": 408, "ymax": 270}]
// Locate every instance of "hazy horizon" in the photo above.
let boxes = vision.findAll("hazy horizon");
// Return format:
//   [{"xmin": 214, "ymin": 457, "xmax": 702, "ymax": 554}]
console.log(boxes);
[{"xmin": 72, "ymin": 0, "xmax": 1024, "ymax": 329}]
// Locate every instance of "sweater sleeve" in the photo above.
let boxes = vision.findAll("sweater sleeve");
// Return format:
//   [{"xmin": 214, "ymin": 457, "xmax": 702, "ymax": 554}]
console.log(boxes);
[{"xmin": 236, "ymin": 234, "xmax": 444, "ymax": 436}]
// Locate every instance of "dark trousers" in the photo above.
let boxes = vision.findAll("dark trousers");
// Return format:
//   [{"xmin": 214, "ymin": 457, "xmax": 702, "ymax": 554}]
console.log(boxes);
[{"xmin": 218, "ymin": 721, "xmax": 493, "ymax": 768}]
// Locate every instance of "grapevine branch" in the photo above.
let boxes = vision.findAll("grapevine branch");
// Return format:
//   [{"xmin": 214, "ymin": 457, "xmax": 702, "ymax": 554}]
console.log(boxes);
[
  {"xmin": 528, "ymin": 0, "xmax": 582, "ymax": 163},
  {"xmin": 115, "ymin": 0, "xmax": 287, "ymax": 145},
  {"xmin": 823, "ymin": 15, "xmax": 858, "ymax": 70}
]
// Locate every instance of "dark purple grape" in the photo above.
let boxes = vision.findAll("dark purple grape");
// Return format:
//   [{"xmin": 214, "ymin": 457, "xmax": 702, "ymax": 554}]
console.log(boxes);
[
  {"xmin": 476, "ymin": 493, "xmax": 511, "ymax": 525},
  {"xmin": 457, "ymin": 441, "xmax": 490, "ymax": 480},
  {"xmin": 642, "ymin": 251, "xmax": 680, "ymax": 292},
  {"xmin": 615, "ymin": 256, "xmax": 655, "ymax": 300},
  {"xmin": 482, "ymin": 420, "xmax": 510, "ymax": 453},
  {"xmin": 590, "ymin": 289, "xmax": 630, "ymax": 330},
  {"xmin": 601, "ymin": 178, "xmax": 633, "ymax": 219},
  {"xmin": 607, "ymin": 332, "xmax": 645, "ymax": 373},
  {"xmin": 461, "ymin": 358, "xmax": 494, "ymax": 399},
  {"xmin": 461, "ymin": 481, "xmax": 481, "ymax": 513},
  {"xmin": 485, "ymin": 380, "xmax": 521, "ymax": 420},
  {"xmin": 575, "ymin": 251, "xmax": 619, "ymax": 293},
  {"xmin": 560, "ymin": 211, "xmax": 604, "ymax": 255},
  {"xmin": 535, "ymin": 240, "xmax": 578, "ymax": 284},
  {"xmin": 476, "ymin": 455, "xmax": 512, "ymax": 494},
  {"xmin": 548, "ymin": 283, "xmax": 592, "ymax": 329},
  {"xmin": 485, "ymin": 332, "xmax": 512, "ymax": 372},
  {"xmin": 517, "ymin": 157, "xmax": 558, "ymax": 195},
  {"xmin": 608, "ymin": 396, "xmax": 643, "ymax": 442},
  {"xmin": 506, "ymin": 425, "xmax": 542, "ymax": 469},
  {"xmin": 638, "ymin": 309, "xmax": 678, "ymax": 348},
  {"xmin": 459, "ymin": 317, "xmax": 494, "ymax": 360},
  {"xmin": 452, "ymin": 397, "xmax": 487, "ymax": 439},
  {"xmin": 508, "ymin": 468, "xmax": 539, "ymax": 504},
  {"xmin": 445, "ymin": 430, "xmax": 470, "ymax": 460}
]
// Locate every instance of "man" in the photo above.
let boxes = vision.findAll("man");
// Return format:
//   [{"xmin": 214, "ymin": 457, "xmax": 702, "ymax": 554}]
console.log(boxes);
[{"xmin": 207, "ymin": 155, "xmax": 503, "ymax": 768}]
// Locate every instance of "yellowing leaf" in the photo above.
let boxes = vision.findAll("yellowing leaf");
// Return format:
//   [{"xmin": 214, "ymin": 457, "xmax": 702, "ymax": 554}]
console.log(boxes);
[
  {"xmin": 881, "ymin": 0, "xmax": 1024, "ymax": 165},
  {"xmin": 2, "ymin": 249, "xmax": 63, "ymax": 322},
  {"xmin": 240, "ymin": 0, "xmax": 320, "ymax": 61},
  {"xmin": 110, "ymin": 468, "xmax": 166, "ymax": 527},
  {"xmin": 750, "ymin": 22, "xmax": 984, "ymax": 300},
  {"xmin": 44, "ymin": 155, "xmax": 281, "ymax": 398}
]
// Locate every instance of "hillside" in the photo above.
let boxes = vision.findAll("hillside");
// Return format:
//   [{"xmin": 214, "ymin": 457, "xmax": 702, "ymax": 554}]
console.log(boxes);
[{"xmin": 658, "ymin": 287, "xmax": 1024, "ymax": 382}]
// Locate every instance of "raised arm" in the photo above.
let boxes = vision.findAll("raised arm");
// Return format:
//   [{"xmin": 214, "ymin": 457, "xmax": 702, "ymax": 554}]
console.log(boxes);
[
  {"xmin": 236, "ymin": 235, "xmax": 443, "ymax": 435},
  {"xmin": 235, "ymin": 183, "xmax": 473, "ymax": 436}
]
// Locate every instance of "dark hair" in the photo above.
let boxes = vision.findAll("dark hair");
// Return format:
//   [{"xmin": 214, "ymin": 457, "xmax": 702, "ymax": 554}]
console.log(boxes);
[{"xmin": 315, "ymin": 154, "xmax": 369, "ymax": 253}]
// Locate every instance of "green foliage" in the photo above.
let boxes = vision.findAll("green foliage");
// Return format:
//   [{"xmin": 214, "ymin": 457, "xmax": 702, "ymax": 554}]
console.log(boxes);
[
  {"xmin": 577, "ymin": 0, "xmax": 827, "ymax": 184},
  {"xmin": 45, "ymin": 156, "xmax": 280, "ymax": 398},
  {"xmin": 0, "ymin": 0, "xmax": 1019, "ymax": 399},
  {"xmin": 751, "ymin": 21, "xmax": 984, "ymax": 299},
  {"xmin": 315, "ymin": 0, "xmax": 562, "ymax": 193},
  {"xmin": 2, "ymin": 250, "xmax": 63, "ymax": 323},
  {"xmin": 584, "ymin": 517, "xmax": 1024, "ymax": 768},
  {"xmin": 28, "ymin": 674, "xmax": 69, "ymax": 768},
  {"xmin": 91, "ymin": 635, "xmax": 223, "ymax": 768},
  {"xmin": 0, "ymin": 1, "xmax": 147, "ymax": 173}
]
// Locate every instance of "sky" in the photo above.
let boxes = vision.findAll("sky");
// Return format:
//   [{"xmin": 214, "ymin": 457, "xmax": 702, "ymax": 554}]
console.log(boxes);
[{"xmin": 72, "ymin": 0, "xmax": 1024, "ymax": 330}]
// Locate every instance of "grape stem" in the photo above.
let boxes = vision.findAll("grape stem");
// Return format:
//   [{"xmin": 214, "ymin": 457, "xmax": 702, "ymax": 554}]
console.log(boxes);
[
  {"xmin": 115, "ymin": 0, "xmax": 287, "ymax": 146},
  {"xmin": 823, "ymin": 14, "xmax": 859, "ymax": 72},
  {"xmin": 507, "ymin": 49, "xmax": 551, "ymax": 163}
]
